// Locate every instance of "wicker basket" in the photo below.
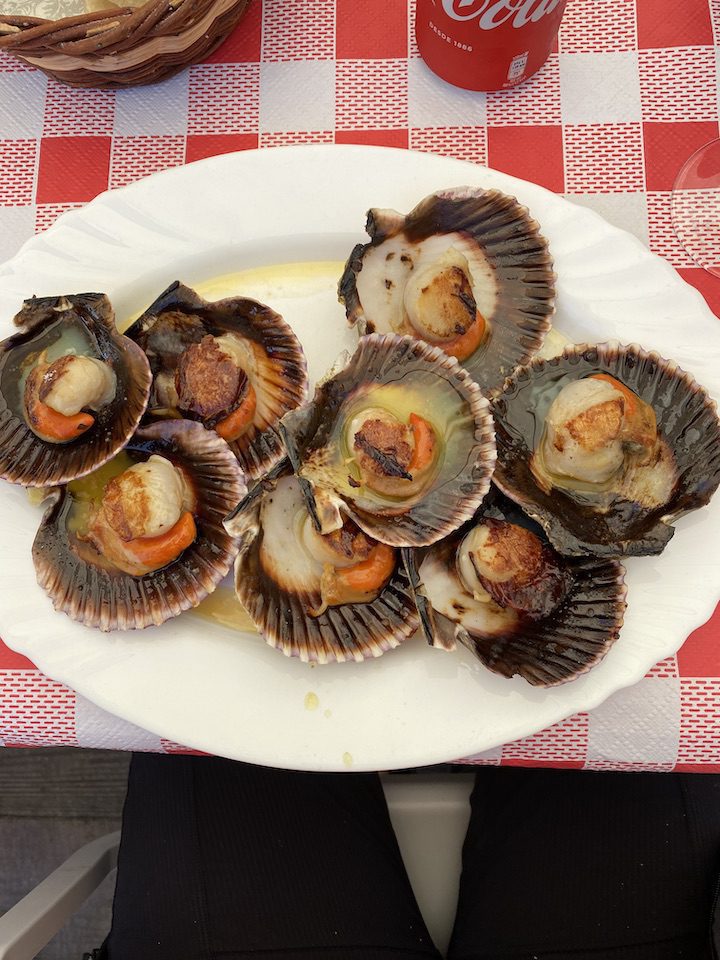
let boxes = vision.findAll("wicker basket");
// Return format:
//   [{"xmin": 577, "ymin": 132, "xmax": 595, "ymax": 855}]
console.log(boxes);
[{"xmin": 0, "ymin": 0, "xmax": 252, "ymax": 88}]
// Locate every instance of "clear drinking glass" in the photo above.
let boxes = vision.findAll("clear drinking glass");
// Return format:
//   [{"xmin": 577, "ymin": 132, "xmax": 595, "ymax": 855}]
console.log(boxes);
[{"xmin": 671, "ymin": 138, "xmax": 720, "ymax": 278}]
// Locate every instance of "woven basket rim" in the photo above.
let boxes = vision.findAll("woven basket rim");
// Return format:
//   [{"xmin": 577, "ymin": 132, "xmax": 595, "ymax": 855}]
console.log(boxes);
[
  {"xmin": 0, "ymin": 0, "xmax": 167, "ymax": 38},
  {"xmin": 0, "ymin": 0, "xmax": 250, "ymax": 88},
  {"xmin": 0, "ymin": 0, "xmax": 249, "ymax": 52},
  {"xmin": 0, "ymin": 0, "xmax": 250, "ymax": 89}
]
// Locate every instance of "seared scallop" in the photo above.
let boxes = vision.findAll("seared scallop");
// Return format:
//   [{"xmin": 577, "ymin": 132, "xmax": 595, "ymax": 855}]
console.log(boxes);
[
  {"xmin": 406, "ymin": 490, "xmax": 627, "ymax": 686},
  {"xmin": 0, "ymin": 293, "xmax": 151, "ymax": 487},
  {"xmin": 279, "ymin": 333, "xmax": 497, "ymax": 548},
  {"xmin": 339, "ymin": 187, "xmax": 555, "ymax": 391},
  {"xmin": 224, "ymin": 464, "xmax": 419, "ymax": 662},
  {"xmin": 32, "ymin": 420, "xmax": 246, "ymax": 630},
  {"xmin": 492, "ymin": 342, "xmax": 720, "ymax": 556},
  {"xmin": 127, "ymin": 282, "xmax": 308, "ymax": 479}
]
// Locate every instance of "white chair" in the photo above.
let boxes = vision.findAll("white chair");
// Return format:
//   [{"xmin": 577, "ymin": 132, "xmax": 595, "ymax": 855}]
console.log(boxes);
[
  {"xmin": 0, "ymin": 773, "xmax": 474, "ymax": 960},
  {"xmin": 0, "ymin": 832, "xmax": 120, "ymax": 960}
]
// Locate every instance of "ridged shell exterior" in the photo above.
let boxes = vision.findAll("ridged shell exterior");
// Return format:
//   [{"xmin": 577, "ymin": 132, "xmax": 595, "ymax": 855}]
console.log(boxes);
[
  {"xmin": 280, "ymin": 333, "xmax": 497, "ymax": 548},
  {"xmin": 459, "ymin": 554, "xmax": 626, "ymax": 686},
  {"xmin": 32, "ymin": 420, "xmax": 246, "ymax": 631},
  {"xmin": 0, "ymin": 293, "xmax": 151, "ymax": 487},
  {"xmin": 338, "ymin": 187, "xmax": 556, "ymax": 392},
  {"xmin": 410, "ymin": 491, "xmax": 627, "ymax": 687},
  {"xmin": 225, "ymin": 463, "xmax": 420, "ymax": 663},
  {"xmin": 126, "ymin": 282, "xmax": 309, "ymax": 480},
  {"xmin": 492, "ymin": 341, "xmax": 720, "ymax": 557}
]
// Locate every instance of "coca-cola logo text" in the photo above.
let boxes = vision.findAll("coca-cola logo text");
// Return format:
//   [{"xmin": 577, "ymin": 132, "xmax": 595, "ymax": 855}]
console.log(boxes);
[{"xmin": 440, "ymin": 0, "xmax": 563, "ymax": 29}]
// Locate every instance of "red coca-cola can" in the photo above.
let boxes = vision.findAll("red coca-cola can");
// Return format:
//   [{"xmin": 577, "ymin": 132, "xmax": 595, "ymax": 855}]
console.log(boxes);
[{"xmin": 415, "ymin": 0, "xmax": 568, "ymax": 92}]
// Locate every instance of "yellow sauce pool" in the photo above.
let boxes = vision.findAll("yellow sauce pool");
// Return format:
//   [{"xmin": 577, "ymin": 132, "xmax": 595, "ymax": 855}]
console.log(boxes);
[
  {"xmin": 196, "ymin": 261, "xmax": 344, "ymax": 302},
  {"xmin": 118, "ymin": 261, "xmax": 346, "ymax": 332},
  {"xmin": 191, "ymin": 586, "xmax": 257, "ymax": 633}
]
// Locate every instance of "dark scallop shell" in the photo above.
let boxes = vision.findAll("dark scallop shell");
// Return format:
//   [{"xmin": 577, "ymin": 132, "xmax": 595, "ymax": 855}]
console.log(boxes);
[
  {"xmin": 338, "ymin": 187, "xmax": 556, "ymax": 392},
  {"xmin": 492, "ymin": 342, "xmax": 720, "ymax": 557},
  {"xmin": 0, "ymin": 293, "xmax": 151, "ymax": 487},
  {"xmin": 224, "ymin": 462, "xmax": 420, "ymax": 663},
  {"xmin": 280, "ymin": 333, "xmax": 497, "ymax": 548},
  {"xmin": 32, "ymin": 419, "xmax": 246, "ymax": 631},
  {"xmin": 126, "ymin": 282, "xmax": 309, "ymax": 480},
  {"xmin": 407, "ymin": 490, "xmax": 627, "ymax": 687}
]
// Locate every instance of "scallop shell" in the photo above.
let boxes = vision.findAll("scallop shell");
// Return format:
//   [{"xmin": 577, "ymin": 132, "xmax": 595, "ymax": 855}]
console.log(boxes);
[
  {"xmin": 280, "ymin": 333, "xmax": 497, "ymax": 548},
  {"xmin": 338, "ymin": 187, "xmax": 556, "ymax": 392},
  {"xmin": 0, "ymin": 293, "xmax": 151, "ymax": 487},
  {"xmin": 126, "ymin": 282, "xmax": 309, "ymax": 480},
  {"xmin": 32, "ymin": 420, "xmax": 246, "ymax": 631},
  {"xmin": 408, "ymin": 490, "xmax": 627, "ymax": 687},
  {"xmin": 225, "ymin": 463, "xmax": 420, "ymax": 663},
  {"xmin": 492, "ymin": 342, "xmax": 720, "ymax": 557}
]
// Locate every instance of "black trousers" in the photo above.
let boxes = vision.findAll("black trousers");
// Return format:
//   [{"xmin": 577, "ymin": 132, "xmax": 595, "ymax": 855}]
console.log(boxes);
[{"xmin": 103, "ymin": 755, "xmax": 720, "ymax": 960}]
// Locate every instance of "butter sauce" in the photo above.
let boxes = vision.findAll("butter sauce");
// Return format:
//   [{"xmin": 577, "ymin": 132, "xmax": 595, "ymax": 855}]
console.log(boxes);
[
  {"xmin": 117, "ymin": 262, "xmax": 347, "ymax": 333},
  {"xmin": 190, "ymin": 585, "xmax": 257, "ymax": 633},
  {"xmin": 196, "ymin": 262, "xmax": 345, "ymax": 302},
  {"xmin": 65, "ymin": 452, "xmax": 136, "ymax": 536}
]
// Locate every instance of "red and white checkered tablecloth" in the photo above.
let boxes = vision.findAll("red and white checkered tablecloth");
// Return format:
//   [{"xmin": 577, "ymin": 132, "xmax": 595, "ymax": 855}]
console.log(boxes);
[{"xmin": 1, "ymin": 0, "xmax": 720, "ymax": 770}]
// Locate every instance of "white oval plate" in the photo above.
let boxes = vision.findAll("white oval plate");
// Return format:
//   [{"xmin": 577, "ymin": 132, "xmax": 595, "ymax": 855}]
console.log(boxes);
[{"xmin": 0, "ymin": 145, "xmax": 718, "ymax": 772}]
